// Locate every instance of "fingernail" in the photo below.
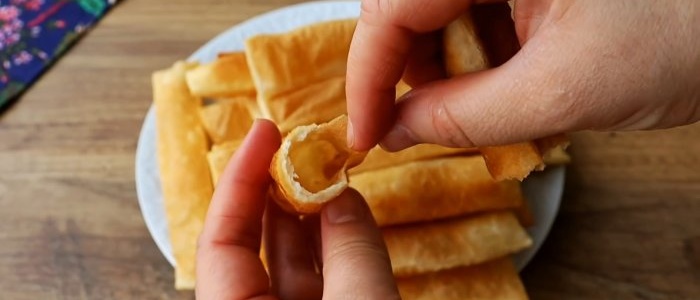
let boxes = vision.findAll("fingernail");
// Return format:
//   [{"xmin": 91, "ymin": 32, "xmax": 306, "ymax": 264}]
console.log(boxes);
[
  {"xmin": 324, "ymin": 190, "xmax": 365, "ymax": 224},
  {"xmin": 379, "ymin": 124, "xmax": 416, "ymax": 152},
  {"xmin": 346, "ymin": 119, "xmax": 355, "ymax": 148}
]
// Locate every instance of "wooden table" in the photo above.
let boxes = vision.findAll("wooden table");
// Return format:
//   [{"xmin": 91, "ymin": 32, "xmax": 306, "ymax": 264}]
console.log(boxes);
[{"xmin": 0, "ymin": 0, "xmax": 698, "ymax": 299}]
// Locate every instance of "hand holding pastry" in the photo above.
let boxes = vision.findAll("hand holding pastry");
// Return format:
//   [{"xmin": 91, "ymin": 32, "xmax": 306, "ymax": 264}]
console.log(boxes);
[
  {"xmin": 196, "ymin": 120, "xmax": 399, "ymax": 300},
  {"xmin": 346, "ymin": 0, "xmax": 700, "ymax": 151}
]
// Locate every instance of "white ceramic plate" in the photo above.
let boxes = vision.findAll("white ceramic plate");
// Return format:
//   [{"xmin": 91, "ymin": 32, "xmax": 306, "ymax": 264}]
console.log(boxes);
[{"xmin": 135, "ymin": 0, "xmax": 564, "ymax": 271}]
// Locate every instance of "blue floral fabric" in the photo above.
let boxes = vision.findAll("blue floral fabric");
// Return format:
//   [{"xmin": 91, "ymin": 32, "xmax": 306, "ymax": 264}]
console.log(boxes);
[{"xmin": 0, "ymin": 0, "xmax": 117, "ymax": 110}]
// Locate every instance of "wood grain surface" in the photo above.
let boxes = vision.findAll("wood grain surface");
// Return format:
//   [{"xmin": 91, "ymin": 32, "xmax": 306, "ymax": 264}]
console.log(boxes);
[{"xmin": 0, "ymin": 0, "xmax": 698, "ymax": 299}]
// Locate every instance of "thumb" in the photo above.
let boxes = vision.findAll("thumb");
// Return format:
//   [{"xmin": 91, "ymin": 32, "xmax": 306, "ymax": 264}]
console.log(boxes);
[
  {"xmin": 379, "ymin": 45, "xmax": 595, "ymax": 151},
  {"xmin": 378, "ymin": 0, "xmax": 700, "ymax": 151},
  {"xmin": 320, "ymin": 189, "xmax": 399, "ymax": 299}
]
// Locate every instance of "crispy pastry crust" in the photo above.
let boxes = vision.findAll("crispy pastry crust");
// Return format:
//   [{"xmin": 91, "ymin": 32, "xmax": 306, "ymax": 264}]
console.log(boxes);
[
  {"xmin": 153, "ymin": 61, "xmax": 213, "ymax": 289},
  {"xmin": 270, "ymin": 115, "xmax": 366, "ymax": 214},
  {"xmin": 350, "ymin": 155, "xmax": 525, "ymax": 226},
  {"xmin": 397, "ymin": 258, "xmax": 529, "ymax": 300},
  {"xmin": 383, "ymin": 211, "xmax": 532, "ymax": 277}
]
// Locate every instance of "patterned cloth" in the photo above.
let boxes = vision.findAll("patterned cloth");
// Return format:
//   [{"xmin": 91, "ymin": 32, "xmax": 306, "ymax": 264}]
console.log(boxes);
[{"xmin": 0, "ymin": 0, "xmax": 117, "ymax": 111}]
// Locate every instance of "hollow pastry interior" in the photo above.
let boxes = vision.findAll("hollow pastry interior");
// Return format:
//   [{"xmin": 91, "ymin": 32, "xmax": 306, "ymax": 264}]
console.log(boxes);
[
  {"xmin": 271, "ymin": 115, "xmax": 366, "ymax": 213},
  {"xmin": 289, "ymin": 130, "xmax": 350, "ymax": 193}
]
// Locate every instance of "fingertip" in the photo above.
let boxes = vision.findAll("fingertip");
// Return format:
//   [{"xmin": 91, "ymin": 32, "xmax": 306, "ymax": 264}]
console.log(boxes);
[
  {"xmin": 320, "ymin": 188, "xmax": 399, "ymax": 298},
  {"xmin": 249, "ymin": 118, "xmax": 282, "ymax": 146},
  {"xmin": 346, "ymin": 18, "xmax": 408, "ymax": 151},
  {"xmin": 265, "ymin": 200, "xmax": 323, "ymax": 300},
  {"xmin": 222, "ymin": 119, "xmax": 280, "ymax": 186},
  {"xmin": 378, "ymin": 123, "xmax": 418, "ymax": 152},
  {"xmin": 346, "ymin": 97, "xmax": 397, "ymax": 151},
  {"xmin": 322, "ymin": 189, "xmax": 368, "ymax": 225}
]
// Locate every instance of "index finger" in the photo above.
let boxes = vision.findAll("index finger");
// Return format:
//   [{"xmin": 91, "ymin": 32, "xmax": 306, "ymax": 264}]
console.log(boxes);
[
  {"xmin": 200, "ymin": 119, "xmax": 280, "ymax": 247},
  {"xmin": 196, "ymin": 119, "xmax": 280, "ymax": 300},
  {"xmin": 346, "ymin": 0, "xmax": 486, "ymax": 150}
]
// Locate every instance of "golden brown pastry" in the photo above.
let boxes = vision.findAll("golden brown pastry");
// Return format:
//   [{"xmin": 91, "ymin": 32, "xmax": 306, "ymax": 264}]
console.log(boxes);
[
  {"xmin": 276, "ymin": 76, "xmax": 408, "ymax": 134},
  {"xmin": 245, "ymin": 19, "xmax": 357, "ymax": 131},
  {"xmin": 480, "ymin": 143, "xmax": 545, "ymax": 181},
  {"xmin": 185, "ymin": 52, "xmax": 256, "ymax": 98},
  {"xmin": 513, "ymin": 198, "xmax": 535, "ymax": 228},
  {"xmin": 270, "ymin": 115, "xmax": 367, "ymax": 214},
  {"xmin": 245, "ymin": 19, "xmax": 356, "ymax": 101},
  {"xmin": 443, "ymin": 13, "xmax": 489, "ymax": 75},
  {"xmin": 542, "ymin": 146, "xmax": 571, "ymax": 166},
  {"xmin": 198, "ymin": 98, "xmax": 256, "ymax": 144},
  {"xmin": 153, "ymin": 61, "xmax": 213, "ymax": 289},
  {"xmin": 397, "ymin": 258, "xmax": 529, "ymax": 300},
  {"xmin": 206, "ymin": 140, "xmax": 243, "ymax": 186},
  {"xmin": 350, "ymin": 144, "xmax": 478, "ymax": 175},
  {"xmin": 350, "ymin": 155, "xmax": 525, "ymax": 226},
  {"xmin": 537, "ymin": 134, "xmax": 572, "ymax": 166},
  {"xmin": 396, "ymin": 79, "xmax": 412, "ymax": 99},
  {"xmin": 274, "ymin": 76, "xmax": 347, "ymax": 134},
  {"xmin": 383, "ymin": 211, "xmax": 532, "ymax": 277}
]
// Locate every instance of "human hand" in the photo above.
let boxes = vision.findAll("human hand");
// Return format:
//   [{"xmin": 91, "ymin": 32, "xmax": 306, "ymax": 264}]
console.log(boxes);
[
  {"xmin": 196, "ymin": 119, "xmax": 399, "ymax": 300},
  {"xmin": 346, "ymin": 0, "xmax": 700, "ymax": 151}
]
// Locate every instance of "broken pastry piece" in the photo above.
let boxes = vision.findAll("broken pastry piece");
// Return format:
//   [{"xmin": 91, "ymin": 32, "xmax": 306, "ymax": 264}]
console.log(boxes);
[
  {"xmin": 481, "ymin": 134, "xmax": 571, "ymax": 180},
  {"xmin": 479, "ymin": 143, "xmax": 545, "ymax": 181},
  {"xmin": 537, "ymin": 133, "xmax": 572, "ymax": 165},
  {"xmin": 270, "ymin": 115, "xmax": 367, "ymax": 214}
]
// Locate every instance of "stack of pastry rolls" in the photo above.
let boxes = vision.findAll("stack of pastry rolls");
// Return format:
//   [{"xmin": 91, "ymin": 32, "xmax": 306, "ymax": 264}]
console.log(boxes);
[{"xmin": 349, "ymin": 147, "xmax": 533, "ymax": 299}]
